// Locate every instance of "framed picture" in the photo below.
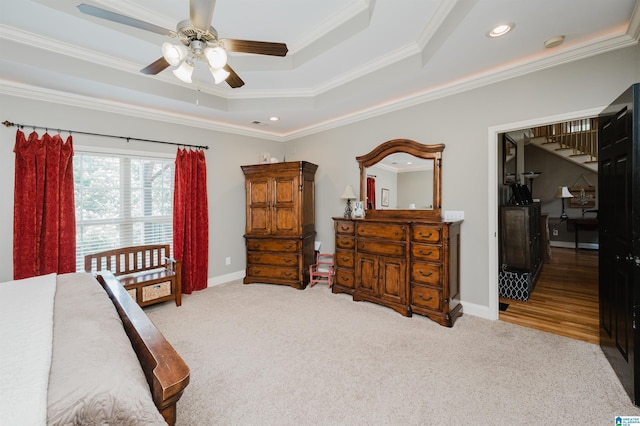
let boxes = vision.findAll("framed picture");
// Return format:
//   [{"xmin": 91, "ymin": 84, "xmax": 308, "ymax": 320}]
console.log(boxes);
[
  {"xmin": 381, "ymin": 188, "xmax": 389, "ymax": 207},
  {"xmin": 569, "ymin": 186, "xmax": 596, "ymax": 208},
  {"xmin": 260, "ymin": 152, "xmax": 270, "ymax": 164}
]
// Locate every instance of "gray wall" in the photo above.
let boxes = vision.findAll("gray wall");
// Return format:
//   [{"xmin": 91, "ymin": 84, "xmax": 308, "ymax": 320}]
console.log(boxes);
[
  {"xmin": 1, "ymin": 43, "xmax": 638, "ymax": 318},
  {"xmin": 0, "ymin": 96, "xmax": 284, "ymax": 285},
  {"xmin": 285, "ymin": 43, "xmax": 640, "ymax": 315}
]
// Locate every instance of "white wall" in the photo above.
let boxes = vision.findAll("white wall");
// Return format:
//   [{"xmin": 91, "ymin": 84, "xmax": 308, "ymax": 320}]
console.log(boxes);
[
  {"xmin": 1, "ymin": 43, "xmax": 638, "ymax": 318},
  {"xmin": 0, "ymin": 96, "xmax": 283, "ymax": 284}
]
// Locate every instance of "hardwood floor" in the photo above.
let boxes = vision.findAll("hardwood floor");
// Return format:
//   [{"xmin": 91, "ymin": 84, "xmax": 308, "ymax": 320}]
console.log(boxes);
[{"xmin": 499, "ymin": 247, "xmax": 599, "ymax": 344}]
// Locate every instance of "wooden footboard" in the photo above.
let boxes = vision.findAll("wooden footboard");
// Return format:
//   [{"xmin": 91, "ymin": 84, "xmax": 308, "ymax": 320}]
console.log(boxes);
[{"xmin": 96, "ymin": 271, "xmax": 190, "ymax": 426}]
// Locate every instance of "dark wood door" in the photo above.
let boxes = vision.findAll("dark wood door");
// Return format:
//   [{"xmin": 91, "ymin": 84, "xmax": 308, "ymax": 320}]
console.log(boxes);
[{"xmin": 599, "ymin": 83, "xmax": 640, "ymax": 404}]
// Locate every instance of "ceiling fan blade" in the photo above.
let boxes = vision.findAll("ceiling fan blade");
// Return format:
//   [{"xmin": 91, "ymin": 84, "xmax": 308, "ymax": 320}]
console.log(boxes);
[
  {"xmin": 223, "ymin": 64, "xmax": 245, "ymax": 88},
  {"xmin": 140, "ymin": 57, "xmax": 170, "ymax": 75},
  {"xmin": 221, "ymin": 39, "xmax": 288, "ymax": 56},
  {"xmin": 190, "ymin": 0, "xmax": 216, "ymax": 31},
  {"xmin": 77, "ymin": 4, "xmax": 173, "ymax": 37}
]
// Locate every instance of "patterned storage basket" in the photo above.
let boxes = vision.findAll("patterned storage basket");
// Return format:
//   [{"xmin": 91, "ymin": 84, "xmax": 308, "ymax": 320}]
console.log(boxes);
[{"xmin": 499, "ymin": 268, "xmax": 533, "ymax": 301}]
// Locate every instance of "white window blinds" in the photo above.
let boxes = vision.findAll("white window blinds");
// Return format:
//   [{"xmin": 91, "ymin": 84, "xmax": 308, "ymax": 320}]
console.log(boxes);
[{"xmin": 74, "ymin": 150, "xmax": 175, "ymax": 272}]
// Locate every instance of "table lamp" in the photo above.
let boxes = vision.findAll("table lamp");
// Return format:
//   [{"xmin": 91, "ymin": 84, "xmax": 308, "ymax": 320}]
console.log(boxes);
[
  {"xmin": 555, "ymin": 186, "xmax": 573, "ymax": 220},
  {"xmin": 341, "ymin": 185, "xmax": 357, "ymax": 218}
]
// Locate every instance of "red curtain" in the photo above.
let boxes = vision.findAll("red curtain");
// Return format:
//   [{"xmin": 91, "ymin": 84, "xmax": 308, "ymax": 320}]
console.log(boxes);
[
  {"xmin": 13, "ymin": 130, "xmax": 76, "ymax": 280},
  {"xmin": 366, "ymin": 177, "xmax": 376, "ymax": 209},
  {"xmin": 173, "ymin": 149, "xmax": 209, "ymax": 294}
]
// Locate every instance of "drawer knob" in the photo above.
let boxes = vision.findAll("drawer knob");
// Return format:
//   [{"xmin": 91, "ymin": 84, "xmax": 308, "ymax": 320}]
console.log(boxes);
[
  {"xmin": 284, "ymin": 258, "xmax": 292, "ymax": 263},
  {"xmin": 283, "ymin": 272, "xmax": 293, "ymax": 277},
  {"xmin": 284, "ymin": 244, "xmax": 293, "ymax": 249},
  {"xmin": 420, "ymin": 231, "xmax": 433, "ymax": 238},
  {"xmin": 254, "ymin": 244, "xmax": 261, "ymax": 249},
  {"xmin": 419, "ymin": 294, "xmax": 433, "ymax": 302},
  {"xmin": 418, "ymin": 249, "xmax": 433, "ymax": 256},
  {"xmin": 419, "ymin": 270, "xmax": 433, "ymax": 277},
  {"xmin": 254, "ymin": 256, "xmax": 261, "ymax": 261}
]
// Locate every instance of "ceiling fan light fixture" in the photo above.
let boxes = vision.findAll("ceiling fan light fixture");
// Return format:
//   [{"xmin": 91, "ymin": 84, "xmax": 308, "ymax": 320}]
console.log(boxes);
[
  {"xmin": 173, "ymin": 60, "xmax": 194, "ymax": 83},
  {"xmin": 210, "ymin": 66, "xmax": 230, "ymax": 84},
  {"xmin": 162, "ymin": 42, "xmax": 188, "ymax": 66},
  {"xmin": 205, "ymin": 46, "xmax": 228, "ymax": 69}
]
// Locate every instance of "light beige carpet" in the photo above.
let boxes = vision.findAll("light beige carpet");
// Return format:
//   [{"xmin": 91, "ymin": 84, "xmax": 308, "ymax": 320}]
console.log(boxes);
[{"xmin": 145, "ymin": 281, "xmax": 640, "ymax": 425}]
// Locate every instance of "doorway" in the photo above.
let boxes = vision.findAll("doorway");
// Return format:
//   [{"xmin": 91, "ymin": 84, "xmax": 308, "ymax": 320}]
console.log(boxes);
[{"xmin": 487, "ymin": 108, "xmax": 602, "ymax": 339}]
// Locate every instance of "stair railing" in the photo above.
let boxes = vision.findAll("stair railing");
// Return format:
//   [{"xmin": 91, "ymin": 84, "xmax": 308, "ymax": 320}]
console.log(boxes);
[{"xmin": 533, "ymin": 118, "xmax": 598, "ymax": 164}]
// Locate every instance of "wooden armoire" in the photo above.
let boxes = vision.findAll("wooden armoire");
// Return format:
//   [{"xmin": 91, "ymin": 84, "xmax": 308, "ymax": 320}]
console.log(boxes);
[{"xmin": 241, "ymin": 161, "xmax": 318, "ymax": 289}]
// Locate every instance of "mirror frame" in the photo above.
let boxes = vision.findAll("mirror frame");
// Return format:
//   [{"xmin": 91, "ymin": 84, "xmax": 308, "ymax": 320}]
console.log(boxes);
[{"xmin": 357, "ymin": 139, "xmax": 444, "ymax": 220}]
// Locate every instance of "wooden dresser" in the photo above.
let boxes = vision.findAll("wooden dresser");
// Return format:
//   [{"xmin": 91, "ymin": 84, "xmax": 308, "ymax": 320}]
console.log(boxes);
[
  {"xmin": 333, "ymin": 217, "xmax": 462, "ymax": 327},
  {"xmin": 242, "ymin": 161, "xmax": 317, "ymax": 289}
]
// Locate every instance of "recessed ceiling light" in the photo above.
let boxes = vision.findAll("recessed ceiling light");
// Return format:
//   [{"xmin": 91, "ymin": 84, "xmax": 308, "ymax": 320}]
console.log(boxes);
[
  {"xmin": 269, "ymin": 116, "xmax": 280, "ymax": 121},
  {"xmin": 544, "ymin": 35, "xmax": 565, "ymax": 49},
  {"xmin": 487, "ymin": 23, "xmax": 514, "ymax": 38}
]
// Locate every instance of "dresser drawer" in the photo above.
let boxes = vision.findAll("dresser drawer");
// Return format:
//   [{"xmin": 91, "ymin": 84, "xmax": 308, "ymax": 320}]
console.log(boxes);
[
  {"xmin": 410, "ymin": 262, "xmax": 441, "ymax": 285},
  {"xmin": 335, "ymin": 220, "xmax": 355, "ymax": 235},
  {"xmin": 248, "ymin": 252, "xmax": 298, "ymax": 266},
  {"xmin": 411, "ymin": 286, "xmax": 442, "ymax": 310},
  {"xmin": 335, "ymin": 249, "xmax": 355, "ymax": 268},
  {"xmin": 357, "ymin": 240, "xmax": 405, "ymax": 257},
  {"xmin": 356, "ymin": 223, "xmax": 407, "ymax": 241},
  {"xmin": 336, "ymin": 236, "xmax": 355, "ymax": 250},
  {"xmin": 335, "ymin": 268, "xmax": 355, "ymax": 289},
  {"xmin": 246, "ymin": 239, "xmax": 299, "ymax": 252},
  {"xmin": 412, "ymin": 225, "xmax": 442, "ymax": 243},
  {"xmin": 411, "ymin": 244, "xmax": 442, "ymax": 262},
  {"xmin": 248, "ymin": 265, "xmax": 299, "ymax": 280}
]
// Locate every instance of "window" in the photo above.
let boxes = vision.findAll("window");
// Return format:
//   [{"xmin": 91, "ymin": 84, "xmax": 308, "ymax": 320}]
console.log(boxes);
[{"xmin": 74, "ymin": 149, "xmax": 175, "ymax": 271}]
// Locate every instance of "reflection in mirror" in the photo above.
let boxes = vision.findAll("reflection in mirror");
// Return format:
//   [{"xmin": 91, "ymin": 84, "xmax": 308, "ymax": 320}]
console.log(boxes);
[
  {"xmin": 366, "ymin": 155, "xmax": 434, "ymax": 210},
  {"xmin": 357, "ymin": 139, "xmax": 443, "ymax": 220},
  {"xmin": 503, "ymin": 134, "xmax": 517, "ymax": 184}
]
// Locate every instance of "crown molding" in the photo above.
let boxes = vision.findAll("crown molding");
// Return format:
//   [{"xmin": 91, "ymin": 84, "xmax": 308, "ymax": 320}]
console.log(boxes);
[{"xmin": 0, "ymin": 80, "xmax": 284, "ymax": 141}]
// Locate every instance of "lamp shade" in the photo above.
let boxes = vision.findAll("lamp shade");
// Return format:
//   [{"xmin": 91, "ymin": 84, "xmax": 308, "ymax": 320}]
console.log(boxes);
[
  {"xmin": 209, "ymin": 66, "xmax": 230, "ymax": 84},
  {"xmin": 204, "ymin": 46, "xmax": 228, "ymax": 69},
  {"xmin": 341, "ymin": 184, "xmax": 356, "ymax": 200},
  {"xmin": 172, "ymin": 60, "xmax": 194, "ymax": 83},
  {"xmin": 162, "ymin": 42, "xmax": 188, "ymax": 66},
  {"xmin": 555, "ymin": 186, "xmax": 573, "ymax": 199}
]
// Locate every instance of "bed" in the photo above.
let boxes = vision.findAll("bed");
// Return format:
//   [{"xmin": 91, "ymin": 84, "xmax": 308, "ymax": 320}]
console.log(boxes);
[{"xmin": 0, "ymin": 271, "xmax": 189, "ymax": 425}]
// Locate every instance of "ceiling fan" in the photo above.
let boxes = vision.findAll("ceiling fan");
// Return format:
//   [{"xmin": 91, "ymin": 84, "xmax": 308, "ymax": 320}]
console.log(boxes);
[{"xmin": 77, "ymin": 1, "xmax": 288, "ymax": 88}]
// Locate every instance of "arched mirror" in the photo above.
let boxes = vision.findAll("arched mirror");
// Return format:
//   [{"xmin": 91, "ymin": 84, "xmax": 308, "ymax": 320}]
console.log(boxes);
[{"xmin": 357, "ymin": 139, "xmax": 443, "ymax": 220}]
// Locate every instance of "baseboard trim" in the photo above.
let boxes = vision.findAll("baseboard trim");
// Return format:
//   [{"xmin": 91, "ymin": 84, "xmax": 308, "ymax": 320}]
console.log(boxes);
[
  {"xmin": 208, "ymin": 270, "xmax": 245, "ymax": 287},
  {"xmin": 460, "ymin": 300, "xmax": 494, "ymax": 320},
  {"xmin": 550, "ymin": 241, "xmax": 599, "ymax": 250}
]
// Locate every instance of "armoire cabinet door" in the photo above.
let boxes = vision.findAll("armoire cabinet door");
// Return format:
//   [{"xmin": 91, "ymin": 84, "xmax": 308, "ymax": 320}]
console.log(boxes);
[
  {"xmin": 246, "ymin": 177, "xmax": 271, "ymax": 234},
  {"xmin": 272, "ymin": 175, "xmax": 299, "ymax": 235}
]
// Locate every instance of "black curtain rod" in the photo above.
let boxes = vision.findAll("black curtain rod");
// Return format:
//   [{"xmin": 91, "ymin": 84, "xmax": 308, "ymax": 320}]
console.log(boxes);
[{"xmin": 2, "ymin": 120, "xmax": 209, "ymax": 150}]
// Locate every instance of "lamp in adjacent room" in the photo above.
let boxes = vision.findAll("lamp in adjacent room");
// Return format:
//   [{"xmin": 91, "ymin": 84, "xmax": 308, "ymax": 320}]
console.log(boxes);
[
  {"xmin": 341, "ymin": 185, "xmax": 357, "ymax": 218},
  {"xmin": 555, "ymin": 186, "xmax": 573, "ymax": 220}
]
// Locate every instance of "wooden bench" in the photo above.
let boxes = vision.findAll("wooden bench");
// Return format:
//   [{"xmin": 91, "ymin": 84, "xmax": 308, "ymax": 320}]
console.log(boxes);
[{"xmin": 85, "ymin": 244, "xmax": 182, "ymax": 307}]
